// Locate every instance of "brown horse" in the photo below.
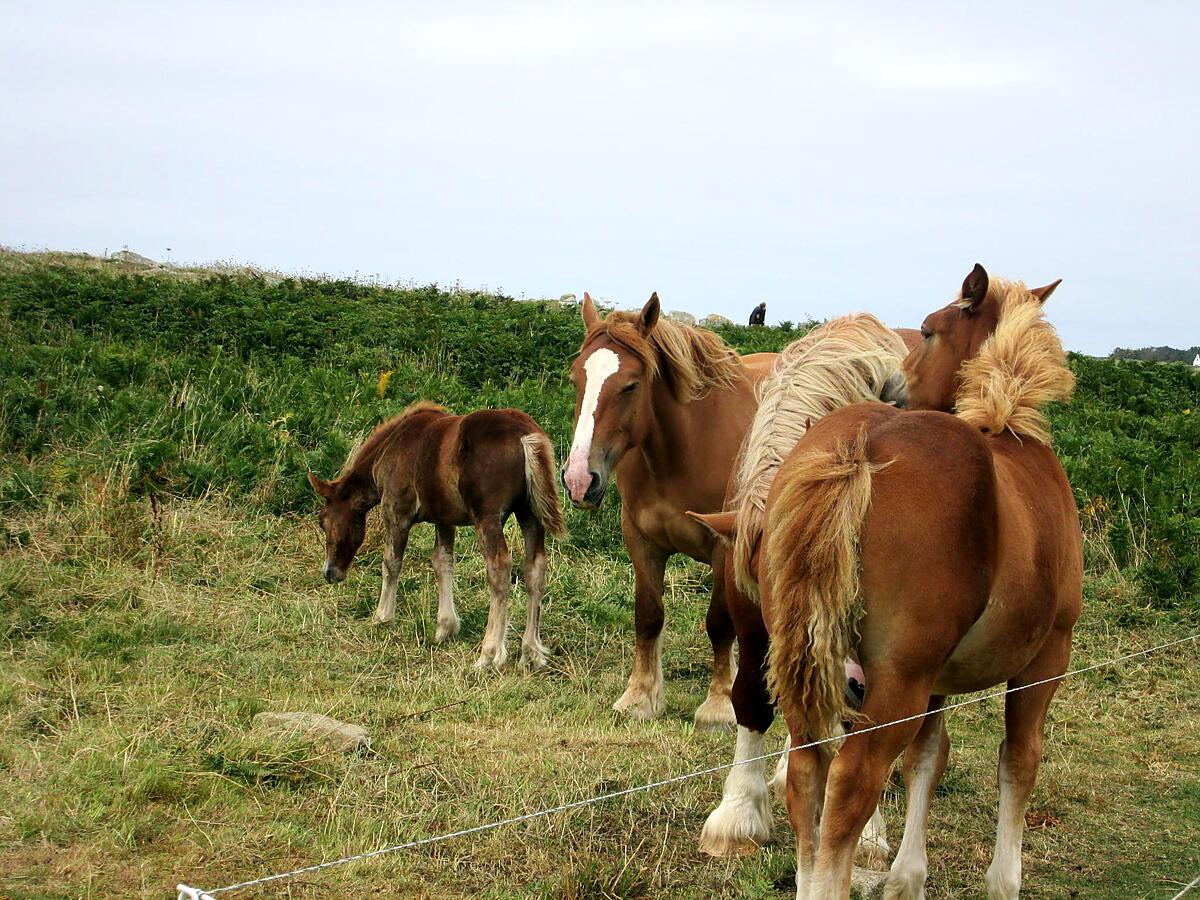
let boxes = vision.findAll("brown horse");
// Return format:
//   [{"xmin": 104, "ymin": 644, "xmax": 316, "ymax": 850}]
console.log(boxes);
[
  {"xmin": 563, "ymin": 292, "xmax": 776, "ymax": 726},
  {"xmin": 690, "ymin": 314, "xmax": 909, "ymax": 861},
  {"xmin": 308, "ymin": 402, "xmax": 566, "ymax": 670},
  {"xmin": 700, "ymin": 265, "xmax": 1080, "ymax": 898}
]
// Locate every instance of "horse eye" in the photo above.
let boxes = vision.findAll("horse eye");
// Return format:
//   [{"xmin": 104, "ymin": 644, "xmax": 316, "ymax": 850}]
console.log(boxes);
[
  {"xmin": 621, "ymin": 382, "xmax": 638, "ymax": 394},
  {"xmin": 921, "ymin": 326, "xmax": 933, "ymax": 340}
]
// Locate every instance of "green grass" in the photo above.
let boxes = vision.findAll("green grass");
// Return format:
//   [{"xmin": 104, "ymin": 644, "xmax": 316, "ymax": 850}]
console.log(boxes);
[
  {"xmin": 1, "ymin": 250, "xmax": 1198, "ymax": 897},
  {"xmin": 0, "ymin": 492, "xmax": 1196, "ymax": 898}
]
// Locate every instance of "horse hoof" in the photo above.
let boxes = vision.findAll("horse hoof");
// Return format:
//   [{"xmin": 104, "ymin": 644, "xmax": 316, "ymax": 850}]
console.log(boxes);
[
  {"xmin": 370, "ymin": 615, "xmax": 395, "ymax": 626},
  {"xmin": 473, "ymin": 646, "xmax": 508, "ymax": 671},
  {"xmin": 693, "ymin": 694, "xmax": 736, "ymax": 731},
  {"xmin": 435, "ymin": 617, "xmax": 460, "ymax": 643},
  {"xmin": 612, "ymin": 689, "xmax": 664, "ymax": 721},
  {"xmin": 851, "ymin": 866, "xmax": 889, "ymax": 897},
  {"xmin": 520, "ymin": 644, "xmax": 550, "ymax": 670},
  {"xmin": 855, "ymin": 809, "xmax": 891, "ymax": 870},
  {"xmin": 698, "ymin": 792, "xmax": 771, "ymax": 857}
]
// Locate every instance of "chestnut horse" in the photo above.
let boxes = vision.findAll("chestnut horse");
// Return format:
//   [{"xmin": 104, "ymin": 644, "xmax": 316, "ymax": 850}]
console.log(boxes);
[
  {"xmin": 309, "ymin": 402, "xmax": 566, "ymax": 670},
  {"xmin": 702, "ymin": 266, "xmax": 1080, "ymax": 898},
  {"xmin": 690, "ymin": 314, "xmax": 909, "ymax": 862},
  {"xmin": 563, "ymin": 292, "xmax": 776, "ymax": 726}
]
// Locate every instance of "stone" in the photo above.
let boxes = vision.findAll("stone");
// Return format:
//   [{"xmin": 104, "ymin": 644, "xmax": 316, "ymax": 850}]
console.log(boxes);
[
  {"xmin": 110, "ymin": 250, "xmax": 157, "ymax": 266},
  {"xmin": 700, "ymin": 314, "xmax": 734, "ymax": 328},
  {"xmin": 664, "ymin": 310, "xmax": 696, "ymax": 326},
  {"xmin": 252, "ymin": 711, "xmax": 371, "ymax": 753}
]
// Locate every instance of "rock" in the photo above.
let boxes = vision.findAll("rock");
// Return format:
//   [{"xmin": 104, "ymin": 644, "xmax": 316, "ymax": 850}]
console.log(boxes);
[
  {"xmin": 664, "ymin": 310, "xmax": 696, "ymax": 326},
  {"xmin": 559, "ymin": 293, "xmax": 577, "ymax": 305},
  {"xmin": 252, "ymin": 711, "xmax": 371, "ymax": 753},
  {"xmin": 700, "ymin": 314, "xmax": 734, "ymax": 329},
  {"xmin": 110, "ymin": 250, "xmax": 157, "ymax": 266}
]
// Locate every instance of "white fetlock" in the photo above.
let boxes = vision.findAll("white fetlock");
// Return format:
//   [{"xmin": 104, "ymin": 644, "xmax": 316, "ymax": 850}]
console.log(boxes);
[
  {"xmin": 473, "ymin": 642, "xmax": 508, "ymax": 671},
  {"xmin": 698, "ymin": 784, "xmax": 772, "ymax": 856},
  {"xmin": 520, "ymin": 639, "xmax": 549, "ymax": 670},
  {"xmin": 855, "ymin": 807, "xmax": 892, "ymax": 870},
  {"xmin": 435, "ymin": 614, "xmax": 460, "ymax": 643},
  {"xmin": 769, "ymin": 737, "xmax": 790, "ymax": 801},
  {"xmin": 612, "ymin": 685, "xmax": 665, "ymax": 721},
  {"xmin": 693, "ymin": 692, "xmax": 736, "ymax": 731}
]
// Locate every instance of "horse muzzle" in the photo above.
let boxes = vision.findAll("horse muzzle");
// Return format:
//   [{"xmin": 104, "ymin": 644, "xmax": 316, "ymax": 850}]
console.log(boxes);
[
  {"xmin": 322, "ymin": 560, "xmax": 346, "ymax": 584},
  {"xmin": 561, "ymin": 463, "xmax": 608, "ymax": 510},
  {"xmin": 881, "ymin": 371, "xmax": 908, "ymax": 408}
]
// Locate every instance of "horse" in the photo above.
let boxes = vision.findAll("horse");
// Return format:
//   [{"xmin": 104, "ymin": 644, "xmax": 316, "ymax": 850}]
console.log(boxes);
[
  {"xmin": 562, "ymin": 292, "xmax": 777, "ymax": 727},
  {"xmin": 687, "ymin": 314, "xmax": 909, "ymax": 862},
  {"xmin": 698, "ymin": 265, "xmax": 1080, "ymax": 898},
  {"xmin": 308, "ymin": 402, "xmax": 566, "ymax": 670}
]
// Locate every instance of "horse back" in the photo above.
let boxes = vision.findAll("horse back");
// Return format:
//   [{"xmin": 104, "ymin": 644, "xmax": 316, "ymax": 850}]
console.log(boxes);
[{"xmin": 453, "ymin": 409, "xmax": 541, "ymax": 521}]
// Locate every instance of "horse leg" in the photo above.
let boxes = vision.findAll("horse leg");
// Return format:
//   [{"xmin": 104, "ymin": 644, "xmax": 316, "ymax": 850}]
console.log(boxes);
[
  {"xmin": 432, "ymin": 524, "xmax": 459, "ymax": 642},
  {"xmin": 694, "ymin": 548, "xmax": 737, "ymax": 730},
  {"xmin": 883, "ymin": 699, "xmax": 949, "ymax": 900},
  {"xmin": 472, "ymin": 516, "xmax": 512, "ymax": 670},
  {"xmin": 789, "ymin": 741, "xmax": 832, "ymax": 899},
  {"xmin": 985, "ymin": 630, "xmax": 1071, "ymax": 899},
  {"xmin": 808, "ymin": 677, "xmax": 930, "ymax": 899},
  {"xmin": 613, "ymin": 519, "xmax": 668, "ymax": 720},
  {"xmin": 371, "ymin": 523, "xmax": 410, "ymax": 625},
  {"xmin": 518, "ymin": 515, "xmax": 549, "ymax": 669},
  {"xmin": 699, "ymin": 581, "xmax": 775, "ymax": 856}
]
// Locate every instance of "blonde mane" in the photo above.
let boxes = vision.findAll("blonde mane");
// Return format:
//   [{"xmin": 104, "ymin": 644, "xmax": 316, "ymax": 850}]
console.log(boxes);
[
  {"xmin": 955, "ymin": 280, "xmax": 1075, "ymax": 445},
  {"xmin": 589, "ymin": 313, "xmax": 742, "ymax": 403},
  {"xmin": 730, "ymin": 314, "xmax": 908, "ymax": 597},
  {"xmin": 342, "ymin": 400, "xmax": 448, "ymax": 476}
]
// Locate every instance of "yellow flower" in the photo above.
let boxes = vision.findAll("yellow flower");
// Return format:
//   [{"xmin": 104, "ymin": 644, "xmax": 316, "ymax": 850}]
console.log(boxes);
[{"xmin": 376, "ymin": 370, "xmax": 394, "ymax": 398}]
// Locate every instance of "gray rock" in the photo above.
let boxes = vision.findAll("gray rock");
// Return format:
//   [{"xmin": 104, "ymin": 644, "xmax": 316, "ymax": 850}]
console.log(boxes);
[
  {"xmin": 664, "ymin": 310, "xmax": 696, "ymax": 326},
  {"xmin": 110, "ymin": 250, "xmax": 157, "ymax": 266},
  {"xmin": 252, "ymin": 711, "xmax": 371, "ymax": 753},
  {"xmin": 700, "ymin": 314, "xmax": 734, "ymax": 328}
]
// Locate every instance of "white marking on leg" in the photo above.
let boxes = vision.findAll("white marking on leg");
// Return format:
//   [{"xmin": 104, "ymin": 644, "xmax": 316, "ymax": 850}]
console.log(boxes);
[
  {"xmin": 520, "ymin": 550, "xmax": 549, "ymax": 668},
  {"xmin": 885, "ymin": 733, "xmax": 941, "ymax": 898},
  {"xmin": 474, "ymin": 539, "xmax": 512, "ymax": 670},
  {"xmin": 985, "ymin": 752, "xmax": 1027, "ymax": 899},
  {"xmin": 612, "ymin": 633, "xmax": 664, "ymax": 719},
  {"xmin": 699, "ymin": 726, "xmax": 772, "ymax": 856},
  {"xmin": 432, "ymin": 538, "xmax": 459, "ymax": 642},
  {"xmin": 770, "ymin": 734, "xmax": 790, "ymax": 801},
  {"xmin": 564, "ymin": 347, "xmax": 620, "ymax": 502},
  {"xmin": 373, "ymin": 554, "xmax": 399, "ymax": 624}
]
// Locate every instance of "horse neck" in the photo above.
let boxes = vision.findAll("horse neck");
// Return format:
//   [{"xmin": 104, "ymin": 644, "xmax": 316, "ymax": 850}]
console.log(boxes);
[{"xmin": 637, "ymin": 371, "xmax": 751, "ymax": 480}]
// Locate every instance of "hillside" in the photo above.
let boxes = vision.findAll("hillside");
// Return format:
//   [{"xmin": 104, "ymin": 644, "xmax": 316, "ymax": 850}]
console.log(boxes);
[
  {"xmin": 0, "ymin": 250, "xmax": 1197, "ymax": 898},
  {"xmin": 2, "ymin": 249, "xmax": 1196, "ymax": 602}
]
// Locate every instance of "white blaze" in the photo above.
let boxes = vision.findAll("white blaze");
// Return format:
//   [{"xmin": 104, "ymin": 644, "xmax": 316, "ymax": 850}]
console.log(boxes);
[{"xmin": 565, "ymin": 347, "xmax": 620, "ymax": 501}]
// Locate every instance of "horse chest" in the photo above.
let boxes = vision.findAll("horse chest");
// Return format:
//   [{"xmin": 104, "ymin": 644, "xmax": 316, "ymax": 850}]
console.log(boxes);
[{"xmin": 633, "ymin": 503, "xmax": 712, "ymax": 563}]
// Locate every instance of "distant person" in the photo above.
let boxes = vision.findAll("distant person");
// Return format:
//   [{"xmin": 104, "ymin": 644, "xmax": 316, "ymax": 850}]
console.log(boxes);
[{"xmin": 748, "ymin": 302, "xmax": 766, "ymax": 326}]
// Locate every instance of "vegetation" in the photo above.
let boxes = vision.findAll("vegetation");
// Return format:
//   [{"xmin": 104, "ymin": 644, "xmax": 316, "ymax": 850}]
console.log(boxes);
[
  {"xmin": 1111, "ymin": 345, "xmax": 1200, "ymax": 364},
  {"xmin": 1, "ymin": 251, "xmax": 1197, "ymax": 898}
]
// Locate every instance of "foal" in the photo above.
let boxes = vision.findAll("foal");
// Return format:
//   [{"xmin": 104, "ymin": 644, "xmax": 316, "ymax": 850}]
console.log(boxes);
[
  {"xmin": 708, "ymin": 266, "xmax": 1080, "ymax": 898},
  {"xmin": 309, "ymin": 402, "xmax": 566, "ymax": 670}
]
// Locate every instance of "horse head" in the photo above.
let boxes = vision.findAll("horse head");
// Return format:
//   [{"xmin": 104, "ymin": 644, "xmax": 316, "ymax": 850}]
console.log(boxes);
[
  {"xmin": 894, "ymin": 263, "xmax": 1061, "ymax": 413},
  {"xmin": 308, "ymin": 471, "xmax": 380, "ymax": 583},
  {"xmin": 562, "ymin": 292, "xmax": 661, "ymax": 508}
]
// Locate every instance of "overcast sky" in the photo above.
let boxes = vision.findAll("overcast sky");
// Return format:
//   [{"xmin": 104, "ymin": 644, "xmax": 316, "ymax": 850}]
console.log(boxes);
[{"xmin": 3, "ymin": 2, "xmax": 1197, "ymax": 354}]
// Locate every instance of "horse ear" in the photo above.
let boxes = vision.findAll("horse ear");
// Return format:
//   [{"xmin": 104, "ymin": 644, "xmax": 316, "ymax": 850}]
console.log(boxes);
[
  {"xmin": 638, "ymin": 292, "xmax": 661, "ymax": 335},
  {"xmin": 581, "ymin": 292, "xmax": 601, "ymax": 330},
  {"xmin": 956, "ymin": 263, "xmax": 989, "ymax": 312},
  {"xmin": 1029, "ymin": 279, "xmax": 1062, "ymax": 304},
  {"xmin": 308, "ymin": 471, "xmax": 334, "ymax": 499},
  {"xmin": 686, "ymin": 510, "xmax": 736, "ymax": 544}
]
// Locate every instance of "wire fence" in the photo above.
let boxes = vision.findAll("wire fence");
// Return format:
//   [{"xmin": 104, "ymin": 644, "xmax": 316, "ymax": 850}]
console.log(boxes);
[{"xmin": 177, "ymin": 631, "xmax": 1199, "ymax": 899}]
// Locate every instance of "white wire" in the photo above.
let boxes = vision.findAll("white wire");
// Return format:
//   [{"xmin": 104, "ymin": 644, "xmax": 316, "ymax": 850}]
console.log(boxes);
[
  {"xmin": 1173, "ymin": 871, "xmax": 1200, "ymax": 899},
  {"xmin": 176, "ymin": 631, "xmax": 1199, "ymax": 898}
]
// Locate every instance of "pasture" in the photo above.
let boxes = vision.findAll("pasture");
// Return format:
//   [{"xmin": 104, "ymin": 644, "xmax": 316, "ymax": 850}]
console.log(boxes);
[{"xmin": 1, "ymin": 251, "xmax": 1198, "ymax": 897}]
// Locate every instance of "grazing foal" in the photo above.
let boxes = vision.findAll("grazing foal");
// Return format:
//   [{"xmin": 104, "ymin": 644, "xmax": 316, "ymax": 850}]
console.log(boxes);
[
  {"xmin": 309, "ymin": 402, "xmax": 566, "ymax": 670},
  {"xmin": 713, "ymin": 266, "xmax": 1080, "ymax": 899}
]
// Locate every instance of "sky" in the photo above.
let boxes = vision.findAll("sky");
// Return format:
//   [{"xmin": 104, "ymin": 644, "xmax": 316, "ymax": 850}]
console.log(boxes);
[{"xmin": 3, "ymin": 2, "xmax": 1198, "ymax": 355}]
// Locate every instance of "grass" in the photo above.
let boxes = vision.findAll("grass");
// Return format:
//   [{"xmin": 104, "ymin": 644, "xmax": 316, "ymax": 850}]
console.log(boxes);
[{"xmin": 1, "ymin": 488, "xmax": 1197, "ymax": 899}]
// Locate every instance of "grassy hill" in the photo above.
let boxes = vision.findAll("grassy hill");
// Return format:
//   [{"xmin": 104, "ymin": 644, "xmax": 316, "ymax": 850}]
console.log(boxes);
[{"xmin": 1, "ymin": 251, "xmax": 1197, "ymax": 898}]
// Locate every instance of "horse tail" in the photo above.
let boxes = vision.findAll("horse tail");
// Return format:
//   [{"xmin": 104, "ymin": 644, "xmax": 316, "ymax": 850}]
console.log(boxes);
[
  {"xmin": 765, "ymin": 424, "xmax": 884, "ymax": 747},
  {"xmin": 521, "ymin": 432, "xmax": 567, "ymax": 538}
]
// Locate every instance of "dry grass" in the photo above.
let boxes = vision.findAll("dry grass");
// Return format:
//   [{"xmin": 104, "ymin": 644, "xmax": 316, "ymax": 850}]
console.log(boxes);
[{"xmin": 1, "ymin": 490, "xmax": 1197, "ymax": 899}]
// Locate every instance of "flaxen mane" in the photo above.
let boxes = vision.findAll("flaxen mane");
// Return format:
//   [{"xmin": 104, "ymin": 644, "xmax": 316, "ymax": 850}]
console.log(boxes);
[
  {"xmin": 341, "ymin": 401, "xmax": 448, "ymax": 476},
  {"xmin": 589, "ymin": 314, "xmax": 742, "ymax": 403},
  {"xmin": 955, "ymin": 281, "xmax": 1074, "ymax": 445},
  {"xmin": 730, "ymin": 314, "xmax": 907, "ymax": 597}
]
